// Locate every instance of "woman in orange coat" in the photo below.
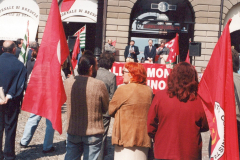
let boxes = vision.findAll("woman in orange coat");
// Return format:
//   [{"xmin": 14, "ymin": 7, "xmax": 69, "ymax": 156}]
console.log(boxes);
[{"xmin": 109, "ymin": 62, "xmax": 153, "ymax": 160}]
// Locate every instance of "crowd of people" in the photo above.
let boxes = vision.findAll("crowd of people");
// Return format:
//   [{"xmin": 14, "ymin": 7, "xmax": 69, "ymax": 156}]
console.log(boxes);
[
  {"xmin": 106, "ymin": 38, "xmax": 171, "ymax": 64},
  {"xmin": 0, "ymin": 38, "xmax": 239, "ymax": 160}
]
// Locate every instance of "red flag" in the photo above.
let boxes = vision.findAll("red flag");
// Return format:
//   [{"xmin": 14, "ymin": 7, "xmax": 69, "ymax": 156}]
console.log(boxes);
[
  {"xmin": 165, "ymin": 33, "xmax": 179, "ymax": 63},
  {"xmin": 73, "ymin": 25, "xmax": 86, "ymax": 36},
  {"xmin": 71, "ymin": 32, "xmax": 80, "ymax": 69},
  {"xmin": 185, "ymin": 50, "xmax": 190, "ymax": 63},
  {"xmin": 22, "ymin": 0, "xmax": 69, "ymax": 134},
  {"xmin": 61, "ymin": 0, "xmax": 75, "ymax": 12},
  {"xmin": 198, "ymin": 19, "xmax": 239, "ymax": 159},
  {"xmin": 112, "ymin": 40, "xmax": 116, "ymax": 47}
]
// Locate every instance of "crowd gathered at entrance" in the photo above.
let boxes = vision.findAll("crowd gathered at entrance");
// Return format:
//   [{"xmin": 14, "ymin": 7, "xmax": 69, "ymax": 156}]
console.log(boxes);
[{"xmin": 0, "ymin": 37, "xmax": 239, "ymax": 160}]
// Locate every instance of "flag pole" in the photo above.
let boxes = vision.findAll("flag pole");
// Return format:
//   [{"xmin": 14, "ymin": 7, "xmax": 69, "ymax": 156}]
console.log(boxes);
[
  {"xmin": 218, "ymin": 0, "xmax": 224, "ymax": 38},
  {"xmin": 68, "ymin": 55, "xmax": 75, "ymax": 77}
]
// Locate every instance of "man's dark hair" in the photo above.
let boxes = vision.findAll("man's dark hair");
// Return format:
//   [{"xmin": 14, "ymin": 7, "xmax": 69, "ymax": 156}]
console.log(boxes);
[
  {"xmin": 83, "ymin": 50, "xmax": 94, "ymax": 56},
  {"xmin": 3, "ymin": 42, "xmax": 16, "ymax": 53},
  {"xmin": 232, "ymin": 48, "xmax": 239, "ymax": 73},
  {"xmin": 99, "ymin": 52, "xmax": 115, "ymax": 70},
  {"xmin": 130, "ymin": 40, "xmax": 135, "ymax": 43},
  {"xmin": 78, "ymin": 55, "xmax": 96, "ymax": 75},
  {"xmin": 154, "ymin": 44, "xmax": 160, "ymax": 48},
  {"xmin": 16, "ymin": 38, "xmax": 23, "ymax": 47}
]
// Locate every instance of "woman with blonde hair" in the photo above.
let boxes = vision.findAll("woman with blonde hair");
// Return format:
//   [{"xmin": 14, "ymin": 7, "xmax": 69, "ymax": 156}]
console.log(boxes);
[{"xmin": 109, "ymin": 62, "xmax": 152, "ymax": 160}]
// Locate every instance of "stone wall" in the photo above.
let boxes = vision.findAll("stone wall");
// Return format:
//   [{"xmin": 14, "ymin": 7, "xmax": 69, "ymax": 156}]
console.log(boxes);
[
  {"xmin": 36, "ymin": 0, "xmax": 240, "ymax": 72},
  {"xmin": 106, "ymin": 0, "xmax": 135, "ymax": 62},
  {"xmin": 36, "ymin": 0, "xmax": 54, "ymax": 44},
  {"xmin": 106, "ymin": 0, "xmax": 240, "ymax": 72},
  {"xmin": 191, "ymin": 0, "xmax": 239, "ymax": 71},
  {"xmin": 190, "ymin": 0, "xmax": 221, "ymax": 72}
]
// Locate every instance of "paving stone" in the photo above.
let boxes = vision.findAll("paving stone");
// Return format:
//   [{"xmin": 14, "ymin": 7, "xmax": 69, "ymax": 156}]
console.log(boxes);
[{"xmin": 11, "ymin": 99, "xmax": 211, "ymax": 159}]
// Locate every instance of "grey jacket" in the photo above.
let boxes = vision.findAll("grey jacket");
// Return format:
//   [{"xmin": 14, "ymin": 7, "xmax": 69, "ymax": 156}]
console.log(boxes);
[
  {"xmin": 157, "ymin": 47, "xmax": 170, "ymax": 63},
  {"xmin": 233, "ymin": 72, "xmax": 240, "ymax": 122},
  {"xmin": 157, "ymin": 47, "xmax": 170, "ymax": 55},
  {"xmin": 105, "ymin": 43, "xmax": 116, "ymax": 54},
  {"xmin": 96, "ymin": 67, "xmax": 117, "ymax": 117}
]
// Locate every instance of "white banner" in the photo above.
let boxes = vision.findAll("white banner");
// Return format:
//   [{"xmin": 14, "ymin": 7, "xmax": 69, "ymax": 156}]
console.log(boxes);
[
  {"xmin": 0, "ymin": 0, "xmax": 39, "ymax": 41},
  {"xmin": 60, "ymin": 0, "xmax": 97, "ymax": 23}
]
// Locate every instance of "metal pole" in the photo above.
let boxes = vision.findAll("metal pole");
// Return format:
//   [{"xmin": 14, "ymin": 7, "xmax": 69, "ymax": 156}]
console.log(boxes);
[
  {"xmin": 218, "ymin": 0, "xmax": 224, "ymax": 38},
  {"xmin": 194, "ymin": 56, "xmax": 195, "ymax": 66},
  {"xmin": 68, "ymin": 55, "xmax": 75, "ymax": 77},
  {"xmin": 101, "ymin": 0, "xmax": 108, "ymax": 53},
  {"xmin": 94, "ymin": 0, "xmax": 104, "ymax": 60}
]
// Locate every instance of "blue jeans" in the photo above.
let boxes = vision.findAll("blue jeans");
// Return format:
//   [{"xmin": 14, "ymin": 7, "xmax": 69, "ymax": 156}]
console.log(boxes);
[
  {"xmin": 20, "ymin": 113, "xmax": 54, "ymax": 151},
  {"xmin": 65, "ymin": 134, "xmax": 103, "ymax": 160}
]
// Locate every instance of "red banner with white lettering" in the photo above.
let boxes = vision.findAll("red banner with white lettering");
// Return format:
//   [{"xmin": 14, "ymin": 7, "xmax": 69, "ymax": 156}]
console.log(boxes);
[{"xmin": 111, "ymin": 62, "xmax": 171, "ymax": 94}]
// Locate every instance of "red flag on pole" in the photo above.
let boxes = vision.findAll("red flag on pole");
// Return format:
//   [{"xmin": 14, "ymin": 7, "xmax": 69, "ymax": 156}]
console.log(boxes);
[
  {"xmin": 61, "ymin": 0, "xmax": 76, "ymax": 12},
  {"xmin": 165, "ymin": 33, "xmax": 179, "ymax": 64},
  {"xmin": 185, "ymin": 50, "xmax": 190, "ymax": 63},
  {"xmin": 112, "ymin": 40, "xmax": 116, "ymax": 47},
  {"xmin": 71, "ymin": 32, "xmax": 80, "ymax": 70},
  {"xmin": 73, "ymin": 25, "xmax": 86, "ymax": 36},
  {"xmin": 198, "ymin": 19, "xmax": 239, "ymax": 159},
  {"xmin": 22, "ymin": 0, "xmax": 69, "ymax": 134}
]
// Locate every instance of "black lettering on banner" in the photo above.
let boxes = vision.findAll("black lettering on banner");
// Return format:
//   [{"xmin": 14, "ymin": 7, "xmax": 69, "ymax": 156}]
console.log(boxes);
[
  {"xmin": 216, "ymin": 152, "xmax": 220, "ymax": 159},
  {"xmin": 219, "ymin": 146, "xmax": 224, "ymax": 153},
  {"xmin": 16, "ymin": 6, "xmax": 20, "ymax": 9}
]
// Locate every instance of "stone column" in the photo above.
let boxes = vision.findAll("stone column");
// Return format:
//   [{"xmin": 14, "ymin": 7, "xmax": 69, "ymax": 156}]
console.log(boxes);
[
  {"xmin": 190, "ymin": 0, "xmax": 221, "ymax": 72},
  {"xmin": 106, "ymin": 0, "xmax": 135, "ymax": 61}
]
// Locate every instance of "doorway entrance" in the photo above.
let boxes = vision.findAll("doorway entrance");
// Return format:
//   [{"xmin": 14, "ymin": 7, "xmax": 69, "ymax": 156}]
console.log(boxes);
[
  {"xmin": 129, "ymin": 0, "xmax": 195, "ymax": 62},
  {"xmin": 224, "ymin": 3, "xmax": 240, "ymax": 53},
  {"xmin": 63, "ymin": 22, "xmax": 96, "ymax": 53}
]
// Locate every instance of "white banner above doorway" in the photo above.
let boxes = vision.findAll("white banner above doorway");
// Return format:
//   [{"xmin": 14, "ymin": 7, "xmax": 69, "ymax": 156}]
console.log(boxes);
[
  {"xmin": 0, "ymin": 0, "xmax": 39, "ymax": 41},
  {"xmin": 60, "ymin": 0, "xmax": 97, "ymax": 23}
]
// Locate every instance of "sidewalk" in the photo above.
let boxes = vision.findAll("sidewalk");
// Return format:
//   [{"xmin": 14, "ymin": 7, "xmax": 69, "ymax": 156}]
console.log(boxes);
[{"xmin": 11, "ymin": 104, "xmax": 210, "ymax": 160}]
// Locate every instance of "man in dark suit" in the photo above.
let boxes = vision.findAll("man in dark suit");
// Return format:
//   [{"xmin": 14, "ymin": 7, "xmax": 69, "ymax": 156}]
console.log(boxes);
[
  {"xmin": 15, "ymin": 38, "xmax": 23, "ymax": 58},
  {"xmin": 27, "ymin": 41, "xmax": 39, "ymax": 62},
  {"xmin": 124, "ymin": 40, "xmax": 140, "ymax": 62},
  {"xmin": 0, "ymin": 40, "xmax": 27, "ymax": 160},
  {"xmin": 95, "ymin": 52, "xmax": 117, "ymax": 160},
  {"xmin": 144, "ymin": 39, "xmax": 156, "ymax": 63}
]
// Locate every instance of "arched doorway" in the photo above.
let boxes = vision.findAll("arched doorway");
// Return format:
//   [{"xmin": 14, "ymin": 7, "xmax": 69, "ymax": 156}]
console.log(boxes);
[
  {"xmin": 0, "ymin": 0, "xmax": 39, "ymax": 42},
  {"xmin": 129, "ymin": 0, "xmax": 195, "ymax": 61},
  {"xmin": 58, "ymin": 0, "xmax": 98, "ymax": 53},
  {"xmin": 224, "ymin": 3, "xmax": 240, "ymax": 53}
]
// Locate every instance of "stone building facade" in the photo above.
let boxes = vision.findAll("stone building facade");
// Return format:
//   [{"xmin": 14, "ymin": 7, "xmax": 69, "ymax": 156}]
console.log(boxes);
[{"xmin": 36, "ymin": 0, "xmax": 240, "ymax": 72}]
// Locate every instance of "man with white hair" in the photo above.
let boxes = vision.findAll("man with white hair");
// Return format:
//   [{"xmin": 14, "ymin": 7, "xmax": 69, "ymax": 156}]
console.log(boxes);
[{"xmin": 105, "ymin": 39, "xmax": 116, "ymax": 54}]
